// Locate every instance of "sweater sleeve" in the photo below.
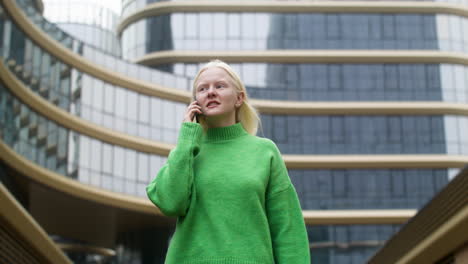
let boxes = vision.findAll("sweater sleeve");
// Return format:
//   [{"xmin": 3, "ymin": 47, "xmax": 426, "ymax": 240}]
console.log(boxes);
[
  {"xmin": 266, "ymin": 142, "xmax": 310, "ymax": 264},
  {"xmin": 146, "ymin": 122, "xmax": 203, "ymax": 217}
]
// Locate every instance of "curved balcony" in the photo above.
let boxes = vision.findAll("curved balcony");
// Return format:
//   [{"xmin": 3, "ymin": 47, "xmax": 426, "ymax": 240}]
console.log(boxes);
[
  {"xmin": 0, "ymin": 82, "xmax": 427, "ymax": 221},
  {"xmin": 0, "ymin": 0, "xmax": 463, "ymax": 209},
  {"xmin": 6, "ymin": 55, "xmax": 468, "ymax": 164},
  {"xmin": 0, "ymin": 28, "xmax": 464, "ymax": 219},
  {"xmin": 119, "ymin": 1, "xmax": 468, "ymax": 36},
  {"xmin": 4, "ymin": 0, "xmax": 468, "ymax": 106},
  {"xmin": 1, "ymin": 0, "xmax": 467, "ymax": 114},
  {"xmin": 118, "ymin": 1, "xmax": 468, "ymax": 61},
  {"xmin": 0, "ymin": 81, "xmax": 168, "ymax": 199},
  {"xmin": 2, "ymin": 1, "xmax": 463, "ymax": 114},
  {"xmin": 3, "ymin": 46, "xmax": 468, "ymax": 157},
  {"xmin": 121, "ymin": 0, "xmax": 468, "ymax": 19},
  {"xmin": 2, "ymin": 0, "xmax": 464, "ymax": 161},
  {"xmin": 3, "ymin": 57, "xmax": 458, "ymax": 214}
]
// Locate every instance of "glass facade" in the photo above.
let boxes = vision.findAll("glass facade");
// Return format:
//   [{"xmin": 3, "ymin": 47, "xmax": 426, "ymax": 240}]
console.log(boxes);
[
  {"xmin": 0, "ymin": 82, "xmax": 167, "ymax": 197},
  {"xmin": 43, "ymin": 0, "xmax": 121, "ymax": 56},
  {"xmin": 1, "ymin": 9, "xmax": 189, "ymax": 144},
  {"xmin": 1, "ymin": 0, "xmax": 468, "ymax": 263},
  {"xmin": 121, "ymin": 12, "xmax": 468, "ymax": 60},
  {"xmin": 260, "ymin": 115, "xmax": 468, "ymax": 155},
  {"xmin": 290, "ymin": 169, "xmax": 450, "ymax": 210},
  {"xmin": 163, "ymin": 62, "xmax": 468, "ymax": 103},
  {"xmin": 117, "ymin": 2, "xmax": 468, "ymax": 262},
  {"xmin": 307, "ymin": 224, "xmax": 401, "ymax": 264}
]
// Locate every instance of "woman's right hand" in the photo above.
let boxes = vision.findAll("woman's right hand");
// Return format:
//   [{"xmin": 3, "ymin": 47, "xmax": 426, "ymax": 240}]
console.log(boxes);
[{"xmin": 183, "ymin": 101, "xmax": 203, "ymax": 123}]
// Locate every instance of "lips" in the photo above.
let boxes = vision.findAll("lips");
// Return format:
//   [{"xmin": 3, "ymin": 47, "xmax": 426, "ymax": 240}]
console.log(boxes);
[{"xmin": 206, "ymin": 101, "xmax": 220, "ymax": 108}]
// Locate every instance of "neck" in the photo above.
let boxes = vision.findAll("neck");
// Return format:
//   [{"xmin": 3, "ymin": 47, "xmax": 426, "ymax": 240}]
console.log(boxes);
[{"xmin": 205, "ymin": 122, "xmax": 247, "ymax": 142}]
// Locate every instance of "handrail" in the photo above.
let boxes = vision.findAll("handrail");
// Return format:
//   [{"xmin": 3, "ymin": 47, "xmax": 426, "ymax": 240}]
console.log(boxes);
[
  {"xmin": 57, "ymin": 243, "xmax": 116, "ymax": 257},
  {"xmin": 368, "ymin": 168, "xmax": 468, "ymax": 264},
  {"xmin": 136, "ymin": 50, "xmax": 468, "ymax": 66},
  {"xmin": 0, "ymin": 183, "xmax": 73, "ymax": 263},
  {"xmin": 282, "ymin": 154, "xmax": 468, "ymax": 169},
  {"xmin": 303, "ymin": 209, "xmax": 415, "ymax": 225}
]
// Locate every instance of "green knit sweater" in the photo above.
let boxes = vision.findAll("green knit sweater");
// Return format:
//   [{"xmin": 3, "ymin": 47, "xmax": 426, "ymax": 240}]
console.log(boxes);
[{"xmin": 146, "ymin": 122, "xmax": 310, "ymax": 264}]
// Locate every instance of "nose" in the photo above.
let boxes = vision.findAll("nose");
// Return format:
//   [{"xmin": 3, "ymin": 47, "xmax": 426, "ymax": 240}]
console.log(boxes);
[{"xmin": 207, "ymin": 85, "xmax": 217, "ymax": 97}]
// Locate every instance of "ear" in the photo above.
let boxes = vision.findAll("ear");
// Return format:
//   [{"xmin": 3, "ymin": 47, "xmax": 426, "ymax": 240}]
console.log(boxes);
[{"xmin": 236, "ymin": 91, "xmax": 245, "ymax": 107}]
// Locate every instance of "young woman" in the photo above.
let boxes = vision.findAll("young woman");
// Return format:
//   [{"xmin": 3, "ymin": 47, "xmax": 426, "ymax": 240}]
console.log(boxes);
[{"xmin": 146, "ymin": 60, "xmax": 310, "ymax": 263}]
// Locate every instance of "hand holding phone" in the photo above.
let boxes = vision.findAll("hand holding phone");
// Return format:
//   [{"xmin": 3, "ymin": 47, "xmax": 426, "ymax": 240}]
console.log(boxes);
[{"xmin": 184, "ymin": 100, "xmax": 203, "ymax": 123}]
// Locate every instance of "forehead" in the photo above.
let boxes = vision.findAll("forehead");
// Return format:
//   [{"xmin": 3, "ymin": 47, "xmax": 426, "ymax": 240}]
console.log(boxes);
[{"xmin": 196, "ymin": 67, "xmax": 233, "ymax": 85}]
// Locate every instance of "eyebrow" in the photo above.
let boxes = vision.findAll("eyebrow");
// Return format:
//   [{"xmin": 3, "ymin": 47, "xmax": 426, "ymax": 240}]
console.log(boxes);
[{"xmin": 196, "ymin": 79, "xmax": 229, "ymax": 88}]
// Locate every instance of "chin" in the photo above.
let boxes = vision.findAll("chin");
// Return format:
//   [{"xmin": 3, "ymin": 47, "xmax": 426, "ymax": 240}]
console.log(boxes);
[
  {"xmin": 203, "ymin": 109, "xmax": 225, "ymax": 117},
  {"xmin": 204, "ymin": 111, "xmax": 233, "ymax": 120}
]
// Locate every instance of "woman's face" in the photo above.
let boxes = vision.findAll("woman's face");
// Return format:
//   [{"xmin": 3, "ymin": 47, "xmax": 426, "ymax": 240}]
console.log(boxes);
[{"xmin": 194, "ymin": 67, "xmax": 243, "ymax": 125}]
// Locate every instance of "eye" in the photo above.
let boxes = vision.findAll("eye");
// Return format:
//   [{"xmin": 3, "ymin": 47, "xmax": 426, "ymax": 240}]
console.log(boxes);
[
  {"xmin": 198, "ymin": 86, "xmax": 207, "ymax": 92},
  {"xmin": 216, "ymin": 83, "xmax": 225, "ymax": 89}
]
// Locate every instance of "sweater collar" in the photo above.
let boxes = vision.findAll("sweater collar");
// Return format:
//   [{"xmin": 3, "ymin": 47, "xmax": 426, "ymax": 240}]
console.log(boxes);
[{"xmin": 205, "ymin": 123, "xmax": 248, "ymax": 142}]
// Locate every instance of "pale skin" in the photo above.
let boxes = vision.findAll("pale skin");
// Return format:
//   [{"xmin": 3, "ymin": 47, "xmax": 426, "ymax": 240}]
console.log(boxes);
[{"xmin": 184, "ymin": 67, "xmax": 245, "ymax": 128}]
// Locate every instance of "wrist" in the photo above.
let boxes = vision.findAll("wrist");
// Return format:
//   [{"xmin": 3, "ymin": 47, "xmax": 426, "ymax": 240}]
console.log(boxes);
[{"xmin": 179, "ymin": 122, "xmax": 203, "ymax": 142}]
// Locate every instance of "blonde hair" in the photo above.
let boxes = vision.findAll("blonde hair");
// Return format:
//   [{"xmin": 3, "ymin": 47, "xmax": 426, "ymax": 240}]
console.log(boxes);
[{"xmin": 192, "ymin": 59, "xmax": 260, "ymax": 135}]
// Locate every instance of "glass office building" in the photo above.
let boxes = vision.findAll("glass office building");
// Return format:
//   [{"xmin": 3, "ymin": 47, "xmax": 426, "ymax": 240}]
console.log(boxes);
[{"xmin": 1, "ymin": 0, "xmax": 468, "ymax": 263}]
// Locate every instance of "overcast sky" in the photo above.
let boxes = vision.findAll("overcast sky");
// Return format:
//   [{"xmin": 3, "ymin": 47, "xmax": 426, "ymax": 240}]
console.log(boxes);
[
  {"xmin": 99, "ymin": 0, "xmax": 122, "ymax": 15},
  {"xmin": 44, "ymin": 0, "xmax": 122, "ymax": 16}
]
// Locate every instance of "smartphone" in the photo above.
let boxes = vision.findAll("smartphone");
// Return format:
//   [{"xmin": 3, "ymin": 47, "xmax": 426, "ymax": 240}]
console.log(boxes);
[{"xmin": 192, "ymin": 99, "xmax": 201, "ymax": 123}]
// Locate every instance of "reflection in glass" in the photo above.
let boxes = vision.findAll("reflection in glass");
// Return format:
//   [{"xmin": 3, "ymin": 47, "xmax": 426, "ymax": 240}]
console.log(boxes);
[
  {"xmin": 0, "ymin": 82, "xmax": 167, "ymax": 197},
  {"xmin": 261, "ymin": 115, "xmax": 468, "ymax": 155},
  {"xmin": 118, "ymin": 12, "xmax": 468, "ymax": 61},
  {"xmin": 290, "ymin": 169, "xmax": 451, "ymax": 210}
]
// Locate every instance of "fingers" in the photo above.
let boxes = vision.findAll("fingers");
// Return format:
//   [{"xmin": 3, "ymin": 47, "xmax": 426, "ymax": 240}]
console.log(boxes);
[
  {"xmin": 188, "ymin": 101, "xmax": 202, "ymax": 114},
  {"xmin": 184, "ymin": 101, "xmax": 203, "ymax": 122}
]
